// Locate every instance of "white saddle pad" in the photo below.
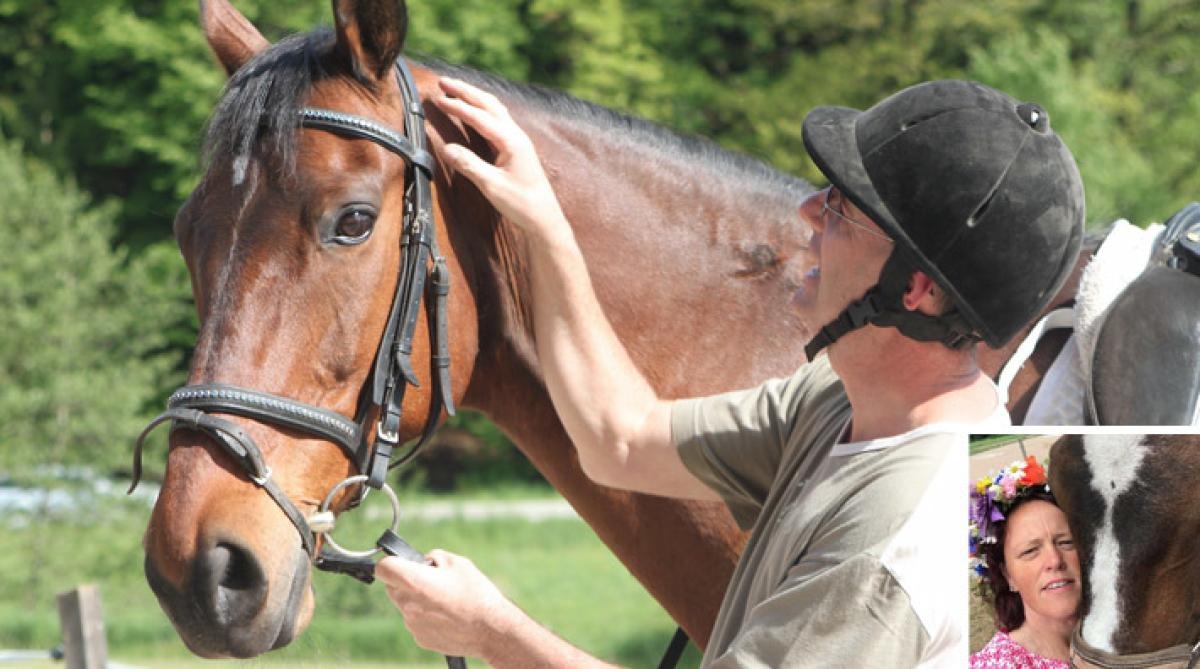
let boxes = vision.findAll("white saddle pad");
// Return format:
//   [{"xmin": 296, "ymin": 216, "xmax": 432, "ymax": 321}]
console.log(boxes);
[{"xmin": 999, "ymin": 219, "xmax": 1164, "ymax": 425}]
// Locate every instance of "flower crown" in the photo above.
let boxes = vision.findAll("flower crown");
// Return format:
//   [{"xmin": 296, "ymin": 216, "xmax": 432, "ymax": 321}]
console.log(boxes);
[{"xmin": 968, "ymin": 454, "xmax": 1050, "ymax": 583}]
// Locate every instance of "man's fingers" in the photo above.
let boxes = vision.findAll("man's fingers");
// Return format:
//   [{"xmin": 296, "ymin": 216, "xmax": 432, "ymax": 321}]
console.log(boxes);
[
  {"xmin": 440, "ymin": 144, "xmax": 502, "ymax": 191},
  {"xmin": 438, "ymin": 77, "xmax": 509, "ymax": 118},
  {"xmin": 432, "ymin": 95, "xmax": 513, "ymax": 152},
  {"xmin": 425, "ymin": 548, "xmax": 457, "ymax": 568},
  {"xmin": 375, "ymin": 554, "xmax": 429, "ymax": 586}
]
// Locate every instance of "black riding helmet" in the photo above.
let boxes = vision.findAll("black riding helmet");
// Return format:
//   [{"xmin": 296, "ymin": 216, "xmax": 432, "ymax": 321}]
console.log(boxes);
[{"xmin": 801, "ymin": 80, "xmax": 1085, "ymax": 358}]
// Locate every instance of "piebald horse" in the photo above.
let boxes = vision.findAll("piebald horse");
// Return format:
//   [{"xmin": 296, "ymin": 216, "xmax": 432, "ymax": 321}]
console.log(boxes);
[
  {"xmin": 1050, "ymin": 434, "xmax": 1200, "ymax": 668},
  {"xmin": 141, "ymin": 0, "xmax": 1081, "ymax": 658}
]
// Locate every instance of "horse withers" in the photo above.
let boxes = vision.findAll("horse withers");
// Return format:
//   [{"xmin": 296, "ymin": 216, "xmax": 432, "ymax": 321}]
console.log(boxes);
[{"xmin": 1049, "ymin": 434, "xmax": 1200, "ymax": 667}]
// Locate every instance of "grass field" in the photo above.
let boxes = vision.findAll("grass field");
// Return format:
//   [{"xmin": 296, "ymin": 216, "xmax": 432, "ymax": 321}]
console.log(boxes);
[
  {"xmin": 968, "ymin": 434, "xmax": 1022, "ymax": 455},
  {"xmin": 0, "ymin": 485, "xmax": 701, "ymax": 668}
]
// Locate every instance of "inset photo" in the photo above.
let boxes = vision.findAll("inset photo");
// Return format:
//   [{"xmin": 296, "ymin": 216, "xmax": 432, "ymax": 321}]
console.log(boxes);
[{"xmin": 968, "ymin": 433, "xmax": 1199, "ymax": 669}]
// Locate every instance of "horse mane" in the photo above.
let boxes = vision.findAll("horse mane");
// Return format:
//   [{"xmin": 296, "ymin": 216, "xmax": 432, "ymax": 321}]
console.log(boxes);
[
  {"xmin": 421, "ymin": 61, "xmax": 809, "ymax": 195},
  {"xmin": 202, "ymin": 28, "xmax": 807, "ymax": 196}
]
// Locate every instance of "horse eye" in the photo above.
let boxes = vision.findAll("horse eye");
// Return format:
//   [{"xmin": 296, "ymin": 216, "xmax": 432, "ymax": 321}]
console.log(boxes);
[{"xmin": 333, "ymin": 209, "xmax": 376, "ymax": 244}]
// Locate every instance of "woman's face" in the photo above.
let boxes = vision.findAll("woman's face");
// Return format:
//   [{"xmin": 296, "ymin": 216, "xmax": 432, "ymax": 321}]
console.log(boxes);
[{"xmin": 1003, "ymin": 499, "xmax": 1082, "ymax": 626}]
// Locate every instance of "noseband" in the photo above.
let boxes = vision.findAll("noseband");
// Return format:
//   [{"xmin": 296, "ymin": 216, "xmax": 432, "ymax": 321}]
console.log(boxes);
[
  {"xmin": 129, "ymin": 59, "xmax": 455, "ymax": 573},
  {"xmin": 1071, "ymin": 627, "xmax": 1200, "ymax": 669}
]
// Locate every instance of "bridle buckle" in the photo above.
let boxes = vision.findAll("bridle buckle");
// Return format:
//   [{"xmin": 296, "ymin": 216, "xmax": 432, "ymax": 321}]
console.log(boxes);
[
  {"xmin": 250, "ymin": 466, "xmax": 273, "ymax": 487},
  {"xmin": 376, "ymin": 421, "xmax": 400, "ymax": 445}
]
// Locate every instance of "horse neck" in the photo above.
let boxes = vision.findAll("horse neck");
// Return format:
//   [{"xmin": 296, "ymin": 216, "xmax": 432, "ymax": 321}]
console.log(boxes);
[{"xmin": 452, "ymin": 96, "xmax": 815, "ymax": 398}]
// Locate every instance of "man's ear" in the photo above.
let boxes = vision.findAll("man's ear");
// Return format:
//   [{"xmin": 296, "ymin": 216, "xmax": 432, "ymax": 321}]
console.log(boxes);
[{"xmin": 902, "ymin": 271, "xmax": 940, "ymax": 313}]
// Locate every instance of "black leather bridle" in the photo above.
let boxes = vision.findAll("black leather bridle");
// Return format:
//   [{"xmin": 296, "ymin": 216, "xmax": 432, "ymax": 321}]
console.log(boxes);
[{"xmin": 129, "ymin": 59, "xmax": 455, "ymax": 575}]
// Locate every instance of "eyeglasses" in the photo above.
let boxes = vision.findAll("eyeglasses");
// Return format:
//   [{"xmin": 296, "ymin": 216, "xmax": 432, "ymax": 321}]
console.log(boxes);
[{"xmin": 822, "ymin": 188, "xmax": 893, "ymax": 243}]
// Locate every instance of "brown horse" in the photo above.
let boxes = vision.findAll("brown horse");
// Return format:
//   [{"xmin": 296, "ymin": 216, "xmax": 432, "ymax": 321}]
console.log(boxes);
[
  {"xmin": 142, "ymin": 0, "xmax": 1080, "ymax": 658},
  {"xmin": 1049, "ymin": 434, "xmax": 1200, "ymax": 667}
]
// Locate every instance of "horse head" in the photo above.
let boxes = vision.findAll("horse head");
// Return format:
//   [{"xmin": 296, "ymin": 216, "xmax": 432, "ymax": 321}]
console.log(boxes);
[
  {"xmin": 1049, "ymin": 434, "xmax": 1200, "ymax": 661},
  {"xmin": 141, "ymin": 0, "xmax": 478, "ymax": 657}
]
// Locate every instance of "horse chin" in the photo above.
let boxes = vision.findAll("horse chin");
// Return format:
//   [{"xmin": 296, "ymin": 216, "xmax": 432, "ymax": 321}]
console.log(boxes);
[{"xmin": 145, "ymin": 547, "xmax": 315, "ymax": 658}]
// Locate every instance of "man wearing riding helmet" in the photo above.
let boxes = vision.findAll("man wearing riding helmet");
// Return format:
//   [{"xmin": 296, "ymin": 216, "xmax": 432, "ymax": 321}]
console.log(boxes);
[{"xmin": 376, "ymin": 78, "xmax": 1085, "ymax": 667}]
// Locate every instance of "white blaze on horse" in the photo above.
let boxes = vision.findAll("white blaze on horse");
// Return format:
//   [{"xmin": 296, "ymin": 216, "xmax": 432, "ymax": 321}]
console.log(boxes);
[{"xmin": 1049, "ymin": 434, "xmax": 1200, "ymax": 668}]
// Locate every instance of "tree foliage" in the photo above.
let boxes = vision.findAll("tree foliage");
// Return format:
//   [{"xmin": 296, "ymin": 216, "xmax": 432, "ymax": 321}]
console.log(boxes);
[
  {"xmin": 3, "ymin": 0, "xmax": 1200, "ymax": 477},
  {"xmin": 0, "ymin": 136, "xmax": 190, "ymax": 474},
  {"xmin": 3, "ymin": 0, "xmax": 1197, "ymax": 243}
]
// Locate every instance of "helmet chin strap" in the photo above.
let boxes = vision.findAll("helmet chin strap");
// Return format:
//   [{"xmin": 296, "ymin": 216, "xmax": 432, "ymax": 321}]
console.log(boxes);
[{"xmin": 803, "ymin": 252, "xmax": 981, "ymax": 360}]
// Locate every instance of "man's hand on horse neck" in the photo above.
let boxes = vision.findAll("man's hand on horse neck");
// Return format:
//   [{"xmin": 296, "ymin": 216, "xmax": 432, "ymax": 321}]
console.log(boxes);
[{"xmin": 435, "ymin": 77, "xmax": 716, "ymax": 502}]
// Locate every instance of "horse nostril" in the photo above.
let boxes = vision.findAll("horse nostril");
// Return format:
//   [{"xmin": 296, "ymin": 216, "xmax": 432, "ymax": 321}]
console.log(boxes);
[
  {"xmin": 200, "ymin": 542, "xmax": 267, "ymax": 625},
  {"xmin": 214, "ymin": 542, "xmax": 262, "ymax": 590}
]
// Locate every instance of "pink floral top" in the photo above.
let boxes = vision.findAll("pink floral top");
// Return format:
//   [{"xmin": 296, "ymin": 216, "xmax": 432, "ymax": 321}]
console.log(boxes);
[{"xmin": 970, "ymin": 631, "xmax": 1069, "ymax": 668}]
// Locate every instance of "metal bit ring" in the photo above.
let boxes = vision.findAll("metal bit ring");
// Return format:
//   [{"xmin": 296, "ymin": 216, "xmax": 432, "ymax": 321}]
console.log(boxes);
[{"xmin": 315, "ymin": 475, "xmax": 401, "ymax": 559}]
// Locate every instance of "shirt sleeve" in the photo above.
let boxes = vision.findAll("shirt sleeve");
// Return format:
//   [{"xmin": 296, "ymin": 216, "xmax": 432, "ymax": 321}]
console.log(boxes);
[
  {"xmin": 670, "ymin": 357, "xmax": 841, "ymax": 529},
  {"xmin": 703, "ymin": 553, "xmax": 929, "ymax": 669}
]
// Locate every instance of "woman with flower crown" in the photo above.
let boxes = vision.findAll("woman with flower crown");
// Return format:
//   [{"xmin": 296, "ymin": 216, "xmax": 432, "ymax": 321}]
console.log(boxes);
[{"xmin": 969, "ymin": 455, "xmax": 1081, "ymax": 668}]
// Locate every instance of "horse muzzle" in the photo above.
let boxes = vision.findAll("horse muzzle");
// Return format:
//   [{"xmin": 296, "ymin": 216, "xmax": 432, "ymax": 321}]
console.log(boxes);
[{"xmin": 144, "ymin": 538, "xmax": 313, "ymax": 658}]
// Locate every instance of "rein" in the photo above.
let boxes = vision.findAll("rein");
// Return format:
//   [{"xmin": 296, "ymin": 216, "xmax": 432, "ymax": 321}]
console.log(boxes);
[
  {"xmin": 129, "ymin": 58, "xmax": 454, "ymax": 574},
  {"xmin": 1071, "ymin": 628, "xmax": 1200, "ymax": 669}
]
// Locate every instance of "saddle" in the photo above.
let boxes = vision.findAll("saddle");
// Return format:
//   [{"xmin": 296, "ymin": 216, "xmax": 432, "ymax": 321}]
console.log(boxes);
[{"xmin": 1088, "ymin": 202, "xmax": 1200, "ymax": 425}]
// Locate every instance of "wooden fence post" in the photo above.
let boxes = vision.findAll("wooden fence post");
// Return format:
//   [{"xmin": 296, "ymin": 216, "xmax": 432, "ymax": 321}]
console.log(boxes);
[{"xmin": 56, "ymin": 585, "xmax": 108, "ymax": 669}]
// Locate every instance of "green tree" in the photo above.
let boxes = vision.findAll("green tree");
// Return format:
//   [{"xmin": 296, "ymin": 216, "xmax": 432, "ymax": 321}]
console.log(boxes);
[
  {"xmin": 966, "ymin": 27, "xmax": 1164, "ymax": 227},
  {"xmin": 0, "ymin": 0, "xmax": 224, "ymax": 246},
  {"xmin": 0, "ymin": 136, "xmax": 189, "ymax": 475}
]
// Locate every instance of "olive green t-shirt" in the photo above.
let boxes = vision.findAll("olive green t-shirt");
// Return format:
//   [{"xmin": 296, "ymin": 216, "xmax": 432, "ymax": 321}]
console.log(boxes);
[{"xmin": 672, "ymin": 356, "xmax": 967, "ymax": 668}]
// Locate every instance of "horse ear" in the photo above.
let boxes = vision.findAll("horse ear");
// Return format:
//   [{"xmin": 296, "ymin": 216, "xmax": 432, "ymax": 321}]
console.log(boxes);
[
  {"xmin": 200, "ymin": 0, "xmax": 269, "ymax": 76},
  {"xmin": 331, "ymin": 0, "xmax": 408, "ymax": 82}
]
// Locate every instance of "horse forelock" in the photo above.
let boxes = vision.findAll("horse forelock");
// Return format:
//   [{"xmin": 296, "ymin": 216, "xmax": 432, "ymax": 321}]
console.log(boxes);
[{"xmin": 204, "ymin": 28, "xmax": 385, "ymax": 186}]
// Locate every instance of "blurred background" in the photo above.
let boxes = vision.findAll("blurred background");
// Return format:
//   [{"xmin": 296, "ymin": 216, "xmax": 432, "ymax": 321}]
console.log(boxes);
[{"xmin": 2, "ymin": 0, "xmax": 1198, "ymax": 665}]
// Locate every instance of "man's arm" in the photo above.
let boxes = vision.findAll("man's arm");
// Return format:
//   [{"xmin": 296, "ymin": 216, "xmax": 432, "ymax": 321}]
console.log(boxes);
[
  {"xmin": 433, "ymin": 77, "xmax": 716, "ymax": 501},
  {"xmin": 376, "ymin": 550, "xmax": 621, "ymax": 669}
]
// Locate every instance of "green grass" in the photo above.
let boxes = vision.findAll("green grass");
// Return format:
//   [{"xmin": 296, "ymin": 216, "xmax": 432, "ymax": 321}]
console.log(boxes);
[
  {"xmin": 0, "ymin": 490, "xmax": 700, "ymax": 668},
  {"xmin": 968, "ymin": 434, "xmax": 1023, "ymax": 455},
  {"xmin": 391, "ymin": 479, "xmax": 563, "ymax": 503}
]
